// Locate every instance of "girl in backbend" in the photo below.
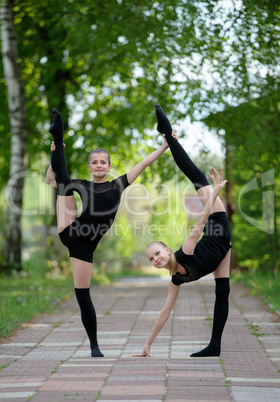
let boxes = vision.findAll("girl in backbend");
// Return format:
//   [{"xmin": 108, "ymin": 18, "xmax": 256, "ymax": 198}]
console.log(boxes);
[{"xmin": 134, "ymin": 105, "xmax": 231, "ymax": 358}]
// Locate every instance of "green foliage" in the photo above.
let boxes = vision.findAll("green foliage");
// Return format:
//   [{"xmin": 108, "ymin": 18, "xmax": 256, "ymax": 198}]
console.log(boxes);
[
  {"xmin": 2, "ymin": 0, "xmax": 189, "ymax": 190},
  {"xmin": 177, "ymin": 1, "xmax": 280, "ymax": 117},
  {"xmin": 204, "ymin": 95, "xmax": 280, "ymax": 271},
  {"xmin": 1, "ymin": 0, "xmax": 280, "ymax": 276}
]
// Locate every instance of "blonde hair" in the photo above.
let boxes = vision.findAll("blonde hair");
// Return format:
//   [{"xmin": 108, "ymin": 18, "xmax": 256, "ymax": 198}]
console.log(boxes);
[{"xmin": 146, "ymin": 241, "xmax": 177, "ymax": 276}]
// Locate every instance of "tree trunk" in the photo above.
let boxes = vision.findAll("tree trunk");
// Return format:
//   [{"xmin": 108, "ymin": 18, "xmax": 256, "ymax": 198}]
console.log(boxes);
[{"xmin": 1, "ymin": 0, "xmax": 28, "ymax": 272}]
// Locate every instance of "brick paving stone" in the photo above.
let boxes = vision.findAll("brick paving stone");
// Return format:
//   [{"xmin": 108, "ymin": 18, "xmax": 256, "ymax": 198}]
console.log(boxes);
[{"xmin": 1, "ymin": 278, "xmax": 280, "ymax": 401}]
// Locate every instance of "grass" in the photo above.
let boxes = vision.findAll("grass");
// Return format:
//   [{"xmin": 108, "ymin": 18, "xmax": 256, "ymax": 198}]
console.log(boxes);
[
  {"xmin": 231, "ymin": 266, "xmax": 280, "ymax": 316},
  {"xmin": 247, "ymin": 323, "xmax": 264, "ymax": 338},
  {"xmin": 0, "ymin": 274, "xmax": 74, "ymax": 340}
]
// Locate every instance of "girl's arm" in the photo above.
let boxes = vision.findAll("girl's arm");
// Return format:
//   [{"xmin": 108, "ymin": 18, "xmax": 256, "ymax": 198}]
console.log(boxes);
[
  {"xmin": 133, "ymin": 282, "xmax": 180, "ymax": 357},
  {"xmin": 126, "ymin": 135, "xmax": 171, "ymax": 184},
  {"xmin": 182, "ymin": 167, "xmax": 227, "ymax": 255}
]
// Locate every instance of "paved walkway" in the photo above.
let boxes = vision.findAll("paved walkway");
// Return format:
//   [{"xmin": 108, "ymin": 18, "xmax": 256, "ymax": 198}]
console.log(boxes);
[{"xmin": 0, "ymin": 276, "xmax": 280, "ymax": 401}]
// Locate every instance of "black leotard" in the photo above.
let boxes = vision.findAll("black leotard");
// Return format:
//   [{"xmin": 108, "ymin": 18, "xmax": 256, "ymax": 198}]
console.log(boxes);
[
  {"xmin": 172, "ymin": 212, "xmax": 231, "ymax": 285},
  {"xmin": 58, "ymin": 174, "xmax": 130, "ymax": 263}
]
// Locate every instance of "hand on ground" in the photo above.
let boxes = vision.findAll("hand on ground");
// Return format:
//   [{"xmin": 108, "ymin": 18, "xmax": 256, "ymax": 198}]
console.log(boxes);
[
  {"xmin": 132, "ymin": 345, "xmax": 151, "ymax": 357},
  {"xmin": 132, "ymin": 353, "xmax": 151, "ymax": 357}
]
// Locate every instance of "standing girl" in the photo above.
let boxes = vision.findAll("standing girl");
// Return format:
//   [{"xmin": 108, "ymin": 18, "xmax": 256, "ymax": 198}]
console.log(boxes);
[{"xmin": 45, "ymin": 108, "xmax": 170, "ymax": 357}]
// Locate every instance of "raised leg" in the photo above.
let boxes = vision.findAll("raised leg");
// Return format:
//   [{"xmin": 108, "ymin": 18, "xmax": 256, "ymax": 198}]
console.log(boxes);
[
  {"xmin": 56, "ymin": 195, "xmax": 77, "ymax": 233},
  {"xmin": 49, "ymin": 108, "xmax": 77, "ymax": 233},
  {"xmin": 155, "ymin": 104, "xmax": 209, "ymax": 191},
  {"xmin": 155, "ymin": 105, "xmax": 228, "ymax": 215},
  {"xmin": 49, "ymin": 108, "xmax": 73, "ymax": 196},
  {"xmin": 196, "ymin": 185, "xmax": 226, "ymax": 213}
]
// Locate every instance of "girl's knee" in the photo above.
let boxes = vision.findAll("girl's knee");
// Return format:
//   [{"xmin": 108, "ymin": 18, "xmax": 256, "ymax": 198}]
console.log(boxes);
[{"xmin": 215, "ymin": 278, "xmax": 230, "ymax": 297}]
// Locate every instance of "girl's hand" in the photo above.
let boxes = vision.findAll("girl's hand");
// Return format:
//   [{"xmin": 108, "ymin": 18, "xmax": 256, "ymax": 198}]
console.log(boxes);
[
  {"xmin": 162, "ymin": 135, "xmax": 168, "ymax": 147},
  {"xmin": 171, "ymin": 131, "xmax": 178, "ymax": 140},
  {"xmin": 132, "ymin": 344, "xmax": 151, "ymax": 357},
  {"xmin": 208, "ymin": 167, "xmax": 228, "ymax": 192},
  {"xmin": 51, "ymin": 141, "xmax": 65, "ymax": 151},
  {"xmin": 163, "ymin": 131, "xmax": 178, "ymax": 146}
]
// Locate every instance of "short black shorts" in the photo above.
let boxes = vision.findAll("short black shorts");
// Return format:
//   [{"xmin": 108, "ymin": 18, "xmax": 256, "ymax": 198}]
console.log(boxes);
[{"xmin": 58, "ymin": 221, "xmax": 102, "ymax": 264}]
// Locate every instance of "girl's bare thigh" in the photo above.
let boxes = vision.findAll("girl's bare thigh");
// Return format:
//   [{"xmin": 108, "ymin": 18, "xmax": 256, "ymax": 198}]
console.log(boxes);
[
  {"xmin": 56, "ymin": 195, "xmax": 77, "ymax": 233},
  {"xmin": 213, "ymin": 249, "xmax": 231, "ymax": 279},
  {"xmin": 196, "ymin": 185, "xmax": 226, "ymax": 213},
  {"xmin": 70, "ymin": 257, "xmax": 93, "ymax": 288}
]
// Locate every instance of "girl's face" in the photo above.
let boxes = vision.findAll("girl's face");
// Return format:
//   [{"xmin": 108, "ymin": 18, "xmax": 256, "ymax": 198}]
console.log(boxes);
[
  {"xmin": 88, "ymin": 152, "xmax": 111, "ymax": 181},
  {"xmin": 145, "ymin": 244, "xmax": 171, "ymax": 269}
]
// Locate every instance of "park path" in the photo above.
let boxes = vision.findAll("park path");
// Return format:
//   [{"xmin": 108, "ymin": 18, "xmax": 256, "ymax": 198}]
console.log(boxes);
[{"xmin": 0, "ymin": 275, "xmax": 280, "ymax": 401}]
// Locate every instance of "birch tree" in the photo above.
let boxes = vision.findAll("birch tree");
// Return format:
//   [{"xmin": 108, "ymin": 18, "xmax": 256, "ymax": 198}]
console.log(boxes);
[{"xmin": 1, "ymin": 0, "xmax": 28, "ymax": 271}]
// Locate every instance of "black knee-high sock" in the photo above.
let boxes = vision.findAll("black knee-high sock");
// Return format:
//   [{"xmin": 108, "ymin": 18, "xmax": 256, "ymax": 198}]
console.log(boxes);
[
  {"xmin": 75, "ymin": 288, "xmax": 104, "ymax": 357},
  {"xmin": 49, "ymin": 108, "xmax": 73, "ymax": 196},
  {"xmin": 191, "ymin": 278, "xmax": 230, "ymax": 357},
  {"xmin": 155, "ymin": 104, "xmax": 209, "ymax": 190}
]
